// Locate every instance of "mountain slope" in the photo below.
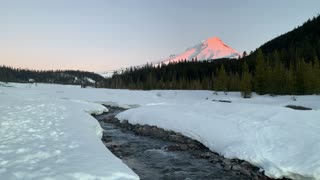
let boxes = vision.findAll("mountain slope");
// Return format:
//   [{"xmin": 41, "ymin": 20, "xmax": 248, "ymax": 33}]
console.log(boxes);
[
  {"xmin": 260, "ymin": 16, "xmax": 320, "ymax": 55},
  {"xmin": 162, "ymin": 37, "xmax": 240, "ymax": 64},
  {"xmin": 244, "ymin": 15, "xmax": 320, "ymax": 65}
]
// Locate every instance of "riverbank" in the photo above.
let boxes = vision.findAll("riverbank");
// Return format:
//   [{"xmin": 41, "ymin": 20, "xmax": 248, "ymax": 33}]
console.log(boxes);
[{"xmin": 95, "ymin": 106, "xmax": 283, "ymax": 180}]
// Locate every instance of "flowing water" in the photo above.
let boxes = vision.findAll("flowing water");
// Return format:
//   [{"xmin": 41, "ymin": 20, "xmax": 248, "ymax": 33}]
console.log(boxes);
[{"xmin": 94, "ymin": 106, "xmax": 265, "ymax": 180}]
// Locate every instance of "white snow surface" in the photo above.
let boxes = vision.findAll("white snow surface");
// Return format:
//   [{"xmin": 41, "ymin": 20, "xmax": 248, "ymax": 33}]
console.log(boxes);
[
  {"xmin": 0, "ymin": 83, "xmax": 138, "ymax": 180},
  {"xmin": 1, "ymin": 82, "xmax": 320, "ymax": 180},
  {"xmin": 86, "ymin": 77, "xmax": 96, "ymax": 84},
  {"xmin": 98, "ymin": 68, "xmax": 126, "ymax": 78}
]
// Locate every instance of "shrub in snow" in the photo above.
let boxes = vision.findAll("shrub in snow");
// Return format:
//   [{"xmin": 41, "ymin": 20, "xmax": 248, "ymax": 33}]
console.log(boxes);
[
  {"xmin": 291, "ymin": 96, "xmax": 297, "ymax": 101},
  {"xmin": 241, "ymin": 91, "xmax": 252, "ymax": 98}
]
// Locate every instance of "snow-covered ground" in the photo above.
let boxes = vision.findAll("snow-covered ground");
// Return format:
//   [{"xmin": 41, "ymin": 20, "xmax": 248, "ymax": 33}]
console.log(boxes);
[
  {"xmin": 0, "ymin": 83, "xmax": 138, "ymax": 180},
  {"xmin": 1, "ymin": 82, "xmax": 320, "ymax": 180}
]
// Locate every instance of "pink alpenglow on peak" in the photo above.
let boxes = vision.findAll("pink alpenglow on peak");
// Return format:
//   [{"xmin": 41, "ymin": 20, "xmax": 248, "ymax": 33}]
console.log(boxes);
[{"xmin": 162, "ymin": 37, "xmax": 240, "ymax": 64}]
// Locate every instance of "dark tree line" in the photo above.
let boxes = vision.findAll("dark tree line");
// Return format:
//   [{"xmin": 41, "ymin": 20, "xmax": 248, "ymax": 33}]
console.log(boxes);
[
  {"xmin": 102, "ymin": 15, "xmax": 320, "ymax": 97},
  {"xmin": 102, "ymin": 59, "xmax": 243, "ymax": 90},
  {"xmin": 101, "ymin": 51, "xmax": 319, "ymax": 97},
  {"xmin": 0, "ymin": 66, "xmax": 105, "ymax": 86}
]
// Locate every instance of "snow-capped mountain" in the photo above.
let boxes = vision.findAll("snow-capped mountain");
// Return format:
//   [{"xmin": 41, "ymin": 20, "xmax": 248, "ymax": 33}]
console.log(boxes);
[
  {"xmin": 99, "ymin": 37, "xmax": 240, "ymax": 78},
  {"xmin": 161, "ymin": 37, "xmax": 240, "ymax": 64}
]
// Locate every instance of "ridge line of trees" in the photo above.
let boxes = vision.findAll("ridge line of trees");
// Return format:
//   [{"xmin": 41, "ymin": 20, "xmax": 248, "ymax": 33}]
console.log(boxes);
[{"xmin": 0, "ymin": 66, "xmax": 104, "ymax": 86}]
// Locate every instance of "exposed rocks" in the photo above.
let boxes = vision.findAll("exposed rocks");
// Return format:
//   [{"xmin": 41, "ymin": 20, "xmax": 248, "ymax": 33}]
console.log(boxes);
[
  {"xmin": 101, "ymin": 134, "xmax": 112, "ymax": 142},
  {"xmin": 285, "ymin": 105, "xmax": 312, "ymax": 110},
  {"xmin": 212, "ymin": 99, "xmax": 232, "ymax": 103},
  {"xmin": 164, "ymin": 144, "xmax": 190, "ymax": 151},
  {"xmin": 199, "ymin": 152, "xmax": 214, "ymax": 159},
  {"xmin": 118, "ymin": 122, "xmax": 206, "ymax": 151}
]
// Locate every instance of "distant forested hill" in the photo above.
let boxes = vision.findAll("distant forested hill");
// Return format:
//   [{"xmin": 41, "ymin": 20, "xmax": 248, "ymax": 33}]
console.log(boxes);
[
  {"xmin": 102, "ymin": 15, "xmax": 320, "ymax": 96},
  {"xmin": 257, "ymin": 15, "xmax": 320, "ymax": 64},
  {"xmin": 0, "ymin": 66, "xmax": 105, "ymax": 86}
]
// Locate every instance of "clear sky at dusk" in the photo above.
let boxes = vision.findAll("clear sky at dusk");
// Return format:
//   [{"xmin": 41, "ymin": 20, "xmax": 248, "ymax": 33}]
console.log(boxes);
[{"xmin": 1, "ymin": 0, "xmax": 319, "ymax": 72}]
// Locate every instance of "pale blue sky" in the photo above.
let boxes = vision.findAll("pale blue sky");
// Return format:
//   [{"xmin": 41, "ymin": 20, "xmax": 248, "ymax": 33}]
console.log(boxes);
[{"xmin": 0, "ymin": 0, "xmax": 319, "ymax": 71}]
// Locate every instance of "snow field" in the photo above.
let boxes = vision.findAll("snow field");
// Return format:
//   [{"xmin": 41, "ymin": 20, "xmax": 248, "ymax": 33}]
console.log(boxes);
[
  {"xmin": 1, "ymin": 82, "xmax": 320, "ymax": 179},
  {"xmin": 0, "ymin": 86, "xmax": 138, "ymax": 180}
]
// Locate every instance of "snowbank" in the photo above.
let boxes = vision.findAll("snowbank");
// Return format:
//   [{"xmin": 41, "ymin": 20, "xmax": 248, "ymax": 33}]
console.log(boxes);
[
  {"xmin": 0, "ymin": 87, "xmax": 138, "ymax": 180},
  {"xmin": 116, "ymin": 102, "xmax": 320, "ymax": 179}
]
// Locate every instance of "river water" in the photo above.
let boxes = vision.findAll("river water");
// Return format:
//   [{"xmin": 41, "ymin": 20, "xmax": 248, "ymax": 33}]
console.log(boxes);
[{"xmin": 94, "ymin": 106, "xmax": 267, "ymax": 180}]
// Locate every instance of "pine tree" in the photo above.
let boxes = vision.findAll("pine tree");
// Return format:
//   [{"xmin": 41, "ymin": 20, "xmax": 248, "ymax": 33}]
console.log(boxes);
[
  {"xmin": 304, "ymin": 62, "xmax": 314, "ymax": 94},
  {"xmin": 296, "ymin": 58, "xmax": 314, "ymax": 94},
  {"xmin": 271, "ymin": 50, "xmax": 280, "ymax": 66},
  {"xmin": 214, "ymin": 65, "xmax": 229, "ymax": 93},
  {"xmin": 314, "ymin": 56, "xmax": 320, "ymax": 94},
  {"xmin": 295, "ymin": 58, "xmax": 304, "ymax": 94},
  {"xmin": 240, "ymin": 63, "xmax": 252, "ymax": 98},
  {"xmin": 228, "ymin": 73, "xmax": 240, "ymax": 91},
  {"xmin": 254, "ymin": 49, "xmax": 267, "ymax": 94},
  {"xmin": 284, "ymin": 64, "xmax": 295, "ymax": 94},
  {"xmin": 272, "ymin": 55, "xmax": 286, "ymax": 94},
  {"xmin": 242, "ymin": 51, "xmax": 247, "ymax": 58}
]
